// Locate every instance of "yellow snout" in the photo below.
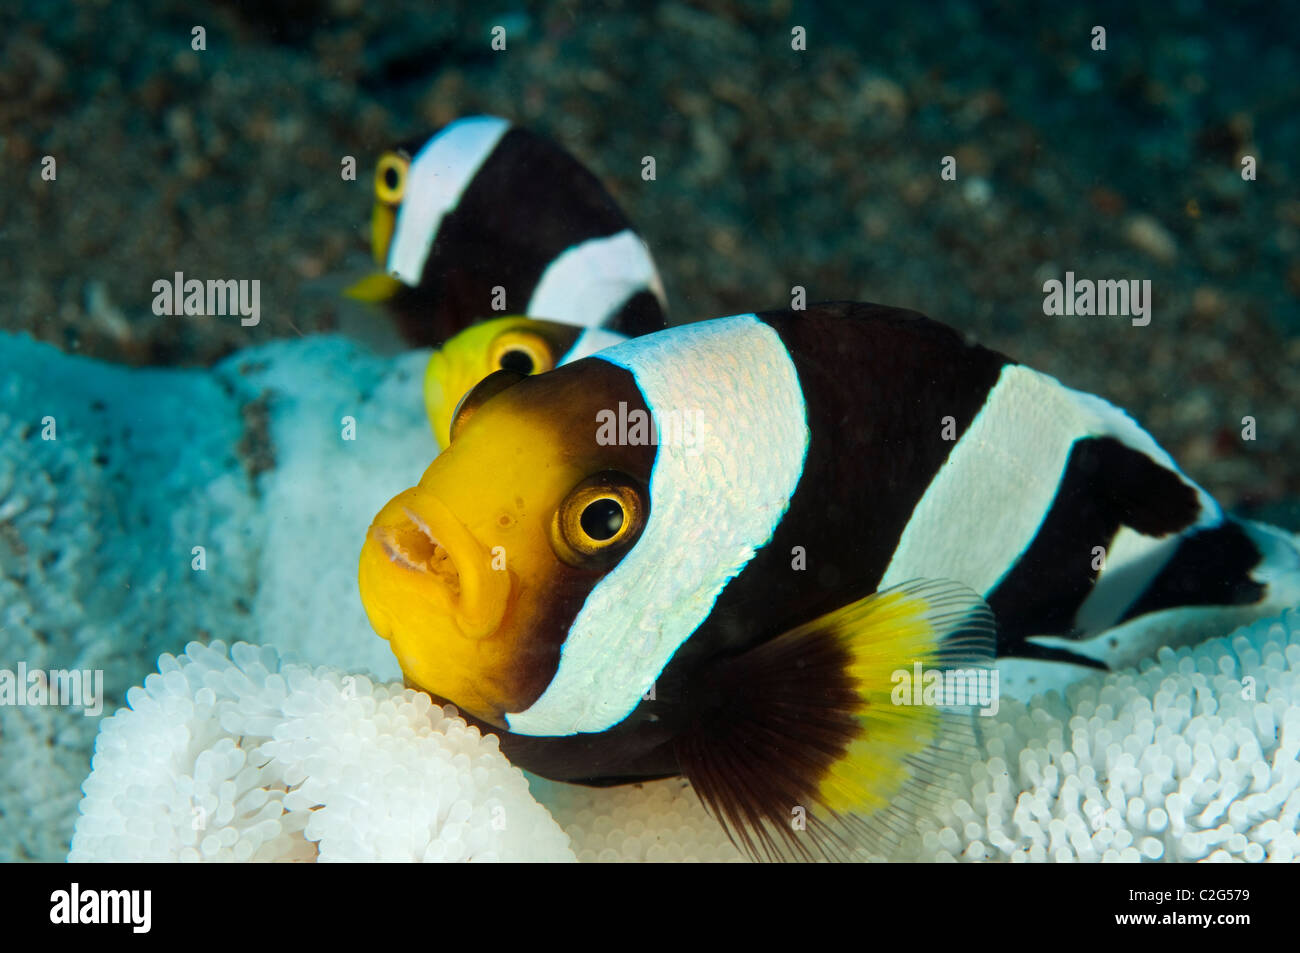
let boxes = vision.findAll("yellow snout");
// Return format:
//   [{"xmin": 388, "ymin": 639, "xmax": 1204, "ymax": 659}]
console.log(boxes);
[{"xmin": 359, "ymin": 484, "xmax": 513, "ymax": 722}]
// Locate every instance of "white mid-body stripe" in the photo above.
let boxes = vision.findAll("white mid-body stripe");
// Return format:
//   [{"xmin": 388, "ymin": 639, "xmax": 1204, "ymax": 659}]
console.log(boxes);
[
  {"xmin": 879, "ymin": 364, "xmax": 1221, "ymax": 616},
  {"xmin": 386, "ymin": 116, "xmax": 510, "ymax": 285},
  {"xmin": 1059, "ymin": 385, "xmax": 1223, "ymax": 631},
  {"xmin": 506, "ymin": 315, "xmax": 809, "ymax": 736},
  {"xmin": 526, "ymin": 229, "xmax": 665, "ymax": 329}
]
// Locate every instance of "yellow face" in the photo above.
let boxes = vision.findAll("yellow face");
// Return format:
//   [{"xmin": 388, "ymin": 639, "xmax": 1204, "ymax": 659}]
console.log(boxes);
[
  {"xmin": 359, "ymin": 359, "xmax": 655, "ymax": 727},
  {"xmin": 424, "ymin": 316, "xmax": 585, "ymax": 449}
]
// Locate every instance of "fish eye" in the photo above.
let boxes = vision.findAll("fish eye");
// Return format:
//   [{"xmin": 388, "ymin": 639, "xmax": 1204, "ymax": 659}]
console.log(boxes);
[
  {"xmin": 449, "ymin": 368, "xmax": 527, "ymax": 443},
  {"xmin": 580, "ymin": 498, "xmax": 624, "ymax": 540},
  {"xmin": 499, "ymin": 348, "xmax": 534, "ymax": 375},
  {"xmin": 552, "ymin": 472, "xmax": 648, "ymax": 569},
  {"xmin": 375, "ymin": 152, "xmax": 410, "ymax": 205},
  {"xmin": 488, "ymin": 330, "xmax": 554, "ymax": 378}
]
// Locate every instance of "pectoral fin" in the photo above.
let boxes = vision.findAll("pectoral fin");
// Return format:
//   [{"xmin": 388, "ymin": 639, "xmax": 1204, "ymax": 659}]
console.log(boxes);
[{"xmin": 675, "ymin": 578, "xmax": 998, "ymax": 861}]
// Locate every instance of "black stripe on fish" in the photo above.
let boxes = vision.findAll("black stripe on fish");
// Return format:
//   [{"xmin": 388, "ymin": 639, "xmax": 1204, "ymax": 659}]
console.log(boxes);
[
  {"xmin": 602, "ymin": 289, "xmax": 669, "ymax": 337},
  {"xmin": 986, "ymin": 436, "xmax": 1204, "ymax": 659},
  {"xmin": 651, "ymin": 303, "xmax": 1277, "ymax": 678},
  {"xmin": 393, "ymin": 126, "xmax": 664, "ymax": 344},
  {"xmin": 1118, "ymin": 521, "xmax": 1266, "ymax": 622},
  {"xmin": 420, "ymin": 128, "xmax": 628, "ymax": 287},
  {"xmin": 664, "ymin": 302, "xmax": 1013, "ymax": 670}
]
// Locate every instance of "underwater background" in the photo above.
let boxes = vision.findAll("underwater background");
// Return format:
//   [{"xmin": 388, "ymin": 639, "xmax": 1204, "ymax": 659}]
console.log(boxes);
[
  {"xmin": 7, "ymin": 0, "xmax": 1300, "ymax": 509},
  {"xmin": 2, "ymin": 0, "xmax": 1299, "ymax": 861}
]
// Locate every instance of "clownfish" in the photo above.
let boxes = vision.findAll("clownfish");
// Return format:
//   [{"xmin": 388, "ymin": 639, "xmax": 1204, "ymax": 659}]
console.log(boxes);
[
  {"xmin": 358, "ymin": 302, "xmax": 1300, "ymax": 860},
  {"xmin": 424, "ymin": 316, "xmax": 627, "ymax": 450},
  {"xmin": 347, "ymin": 115, "xmax": 668, "ymax": 346}
]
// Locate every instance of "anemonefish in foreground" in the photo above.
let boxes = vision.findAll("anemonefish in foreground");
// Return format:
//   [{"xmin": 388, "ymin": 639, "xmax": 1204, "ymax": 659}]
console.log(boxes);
[
  {"xmin": 359, "ymin": 302, "xmax": 1300, "ymax": 860},
  {"xmin": 347, "ymin": 115, "xmax": 668, "ymax": 346}
]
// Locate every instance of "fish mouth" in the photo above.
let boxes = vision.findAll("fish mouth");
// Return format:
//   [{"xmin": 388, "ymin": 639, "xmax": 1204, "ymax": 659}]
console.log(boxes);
[
  {"xmin": 361, "ymin": 486, "xmax": 510, "ymax": 642},
  {"xmin": 373, "ymin": 507, "xmax": 463, "ymax": 597}
]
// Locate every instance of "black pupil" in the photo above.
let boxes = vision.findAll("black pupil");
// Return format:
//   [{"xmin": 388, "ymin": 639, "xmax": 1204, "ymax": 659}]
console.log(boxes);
[
  {"xmin": 580, "ymin": 498, "xmax": 623, "ymax": 541},
  {"xmin": 499, "ymin": 348, "xmax": 535, "ymax": 374},
  {"xmin": 383, "ymin": 166, "xmax": 400, "ymax": 190}
]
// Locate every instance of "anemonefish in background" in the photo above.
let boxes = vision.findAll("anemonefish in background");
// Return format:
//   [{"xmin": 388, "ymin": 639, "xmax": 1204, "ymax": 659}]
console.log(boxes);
[
  {"xmin": 347, "ymin": 115, "xmax": 668, "ymax": 347},
  {"xmin": 424, "ymin": 316, "xmax": 626, "ymax": 449},
  {"xmin": 358, "ymin": 302, "xmax": 1300, "ymax": 860}
]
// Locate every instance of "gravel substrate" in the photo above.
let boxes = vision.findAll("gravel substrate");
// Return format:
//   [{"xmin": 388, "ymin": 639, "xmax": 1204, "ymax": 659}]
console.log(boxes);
[{"xmin": 4, "ymin": 0, "xmax": 1297, "ymax": 509}]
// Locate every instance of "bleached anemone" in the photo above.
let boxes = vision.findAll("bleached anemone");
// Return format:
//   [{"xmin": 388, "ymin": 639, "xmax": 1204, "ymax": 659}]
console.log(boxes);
[
  {"xmin": 548, "ymin": 607, "xmax": 1300, "ymax": 863},
  {"xmin": 69, "ymin": 641, "xmax": 573, "ymax": 862},
  {"xmin": 533, "ymin": 775, "xmax": 746, "ymax": 862},
  {"xmin": 895, "ymin": 608, "xmax": 1300, "ymax": 862},
  {"xmin": 71, "ymin": 609, "xmax": 1300, "ymax": 863}
]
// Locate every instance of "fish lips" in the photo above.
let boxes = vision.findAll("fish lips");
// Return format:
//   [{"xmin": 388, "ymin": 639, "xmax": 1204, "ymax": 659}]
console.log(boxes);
[
  {"xmin": 362, "ymin": 485, "xmax": 510, "ymax": 641},
  {"xmin": 359, "ymin": 485, "xmax": 518, "ymax": 724}
]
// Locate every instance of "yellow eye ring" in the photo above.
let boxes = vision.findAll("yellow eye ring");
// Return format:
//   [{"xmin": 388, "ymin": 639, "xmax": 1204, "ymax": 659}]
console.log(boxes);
[
  {"xmin": 487, "ymin": 330, "xmax": 555, "ymax": 377},
  {"xmin": 375, "ymin": 152, "xmax": 410, "ymax": 205},
  {"xmin": 551, "ymin": 472, "xmax": 648, "ymax": 570}
]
